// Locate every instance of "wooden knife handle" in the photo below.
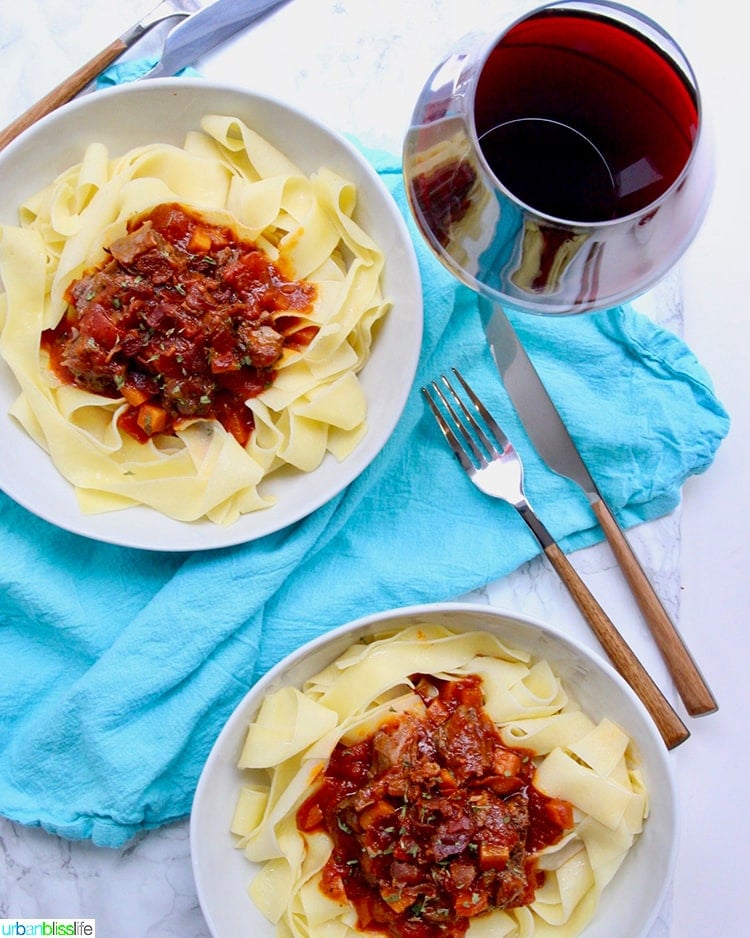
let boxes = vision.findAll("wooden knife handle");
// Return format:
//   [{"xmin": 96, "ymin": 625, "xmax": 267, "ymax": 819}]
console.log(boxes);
[
  {"xmin": 0, "ymin": 39, "xmax": 127, "ymax": 153},
  {"xmin": 591, "ymin": 499, "xmax": 718, "ymax": 717},
  {"xmin": 543, "ymin": 541, "xmax": 690, "ymax": 749}
]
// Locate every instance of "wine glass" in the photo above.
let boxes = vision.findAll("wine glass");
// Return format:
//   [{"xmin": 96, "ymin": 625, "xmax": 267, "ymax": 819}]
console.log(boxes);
[{"xmin": 403, "ymin": 0, "xmax": 713, "ymax": 315}]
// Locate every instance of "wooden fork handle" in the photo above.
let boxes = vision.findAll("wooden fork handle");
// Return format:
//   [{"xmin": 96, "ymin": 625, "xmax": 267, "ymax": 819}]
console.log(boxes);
[
  {"xmin": 543, "ymin": 541, "xmax": 689, "ymax": 749},
  {"xmin": 592, "ymin": 499, "xmax": 718, "ymax": 716},
  {"xmin": 0, "ymin": 39, "xmax": 127, "ymax": 153}
]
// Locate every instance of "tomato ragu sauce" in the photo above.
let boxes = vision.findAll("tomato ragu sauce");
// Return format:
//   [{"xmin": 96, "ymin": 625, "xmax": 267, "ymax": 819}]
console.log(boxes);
[
  {"xmin": 297, "ymin": 675, "xmax": 574, "ymax": 938},
  {"xmin": 42, "ymin": 203, "xmax": 318, "ymax": 447}
]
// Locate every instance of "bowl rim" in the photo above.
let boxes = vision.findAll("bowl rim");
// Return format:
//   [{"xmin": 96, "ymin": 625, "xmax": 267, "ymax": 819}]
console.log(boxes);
[{"xmin": 190, "ymin": 600, "xmax": 679, "ymax": 938}]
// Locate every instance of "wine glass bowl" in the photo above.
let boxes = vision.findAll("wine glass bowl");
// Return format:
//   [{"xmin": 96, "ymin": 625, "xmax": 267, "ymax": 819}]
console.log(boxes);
[{"xmin": 403, "ymin": 0, "xmax": 713, "ymax": 314}]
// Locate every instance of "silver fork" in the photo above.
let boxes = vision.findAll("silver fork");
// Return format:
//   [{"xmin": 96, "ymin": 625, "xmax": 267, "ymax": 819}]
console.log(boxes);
[{"xmin": 422, "ymin": 368, "xmax": 688, "ymax": 750}]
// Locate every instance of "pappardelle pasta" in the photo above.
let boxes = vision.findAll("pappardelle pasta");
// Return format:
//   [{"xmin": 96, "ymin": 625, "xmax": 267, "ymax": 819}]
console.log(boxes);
[
  {"xmin": 232, "ymin": 624, "xmax": 649, "ymax": 938},
  {"xmin": 0, "ymin": 116, "xmax": 390, "ymax": 524}
]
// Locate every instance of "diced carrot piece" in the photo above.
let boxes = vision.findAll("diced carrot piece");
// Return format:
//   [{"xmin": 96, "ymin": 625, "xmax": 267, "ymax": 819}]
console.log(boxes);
[
  {"xmin": 188, "ymin": 227, "xmax": 214, "ymax": 253},
  {"xmin": 380, "ymin": 890, "xmax": 413, "ymax": 914},
  {"xmin": 121, "ymin": 371, "xmax": 159, "ymax": 406},
  {"xmin": 221, "ymin": 411, "xmax": 252, "ymax": 448},
  {"xmin": 478, "ymin": 842, "xmax": 510, "ymax": 871},
  {"xmin": 454, "ymin": 889, "xmax": 490, "ymax": 917},
  {"xmin": 136, "ymin": 403, "xmax": 169, "ymax": 436},
  {"xmin": 438, "ymin": 768, "xmax": 458, "ymax": 791},
  {"xmin": 358, "ymin": 800, "xmax": 394, "ymax": 830},
  {"xmin": 494, "ymin": 749, "xmax": 522, "ymax": 777},
  {"xmin": 545, "ymin": 798, "xmax": 574, "ymax": 831},
  {"xmin": 121, "ymin": 383, "xmax": 152, "ymax": 407}
]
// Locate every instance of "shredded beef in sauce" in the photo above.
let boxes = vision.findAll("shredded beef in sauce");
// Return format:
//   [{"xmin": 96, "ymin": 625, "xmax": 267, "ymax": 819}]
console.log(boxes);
[
  {"xmin": 297, "ymin": 675, "xmax": 574, "ymax": 938},
  {"xmin": 43, "ymin": 203, "xmax": 317, "ymax": 446}
]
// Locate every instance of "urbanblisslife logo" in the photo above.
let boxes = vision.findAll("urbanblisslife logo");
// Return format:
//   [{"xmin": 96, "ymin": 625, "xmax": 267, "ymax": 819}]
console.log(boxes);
[{"xmin": 0, "ymin": 923, "xmax": 95, "ymax": 936}]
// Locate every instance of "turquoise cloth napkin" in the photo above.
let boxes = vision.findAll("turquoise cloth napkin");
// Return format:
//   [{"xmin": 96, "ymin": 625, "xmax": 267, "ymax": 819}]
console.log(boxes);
[
  {"xmin": 0, "ymin": 87, "xmax": 730, "ymax": 847},
  {"xmin": 95, "ymin": 57, "xmax": 201, "ymax": 86}
]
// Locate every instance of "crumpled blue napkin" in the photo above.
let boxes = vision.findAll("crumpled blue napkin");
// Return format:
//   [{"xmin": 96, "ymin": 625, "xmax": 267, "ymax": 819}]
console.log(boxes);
[
  {"xmin": 95, "ymin": 57, "xmax": 201, "ymax": 87},
  {"xmin": 0, "ymin": 129, "xmax": 729, "ymax": 847}
]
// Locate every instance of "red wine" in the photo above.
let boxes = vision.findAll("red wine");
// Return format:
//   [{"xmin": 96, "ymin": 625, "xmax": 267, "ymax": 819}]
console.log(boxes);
[{"xmin": 474, "ymin": 9, "xmax": 698, "ymax": 222}]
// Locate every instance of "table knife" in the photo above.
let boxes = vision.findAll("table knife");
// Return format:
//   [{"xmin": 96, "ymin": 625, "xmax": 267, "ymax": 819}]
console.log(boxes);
[
  {"xmin": 481, "ymin": 297, "xmax": 718, "ymax": 717},
  {"xmin": 139, "ymin": 0, "xmax": 290, "ymax": 80},
  {"xmin": 0, "ymin": 0, "xmax": 289, "ymax": 152}
]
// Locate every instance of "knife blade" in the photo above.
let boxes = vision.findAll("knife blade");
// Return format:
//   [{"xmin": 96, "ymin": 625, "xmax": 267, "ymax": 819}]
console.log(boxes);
[
  {"xmin": 140, "ymin": 0, "xmax": 291, "ymax": 80},
  {"xmin": 0, "ymin": 0, "xmax": 202, "ymax": 152},
  {"xmin": 480, "ymin": 297, "xmax": 718, "ymax": 717}
]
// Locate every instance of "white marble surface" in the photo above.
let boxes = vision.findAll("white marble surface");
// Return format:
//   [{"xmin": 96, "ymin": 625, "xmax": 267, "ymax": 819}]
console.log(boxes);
[{"xmin": 0, "ymin": 0, "xmax": 747, "ymax": 936}]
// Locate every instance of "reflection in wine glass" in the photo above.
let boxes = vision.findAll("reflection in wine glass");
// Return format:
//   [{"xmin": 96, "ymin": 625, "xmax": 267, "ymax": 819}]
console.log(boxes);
[{"xmin": 403, "ymin": 0, "xmax": 713, "ymax": 315}]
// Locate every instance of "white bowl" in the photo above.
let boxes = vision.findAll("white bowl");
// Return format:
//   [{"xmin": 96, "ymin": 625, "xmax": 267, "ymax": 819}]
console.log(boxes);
[
  {"xmin": 190, "ymin": 602, "xmax": 678, "ymax": 938},
  {"xmin": 0, "ymin": 79, "xmax": 422, "ymax": 550}
]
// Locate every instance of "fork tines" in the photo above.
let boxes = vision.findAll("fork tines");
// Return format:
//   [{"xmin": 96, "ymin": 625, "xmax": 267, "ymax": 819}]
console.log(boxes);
[{"xmin": 421, "ymin": 368, "xmax": 510, "ymax": 472}]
